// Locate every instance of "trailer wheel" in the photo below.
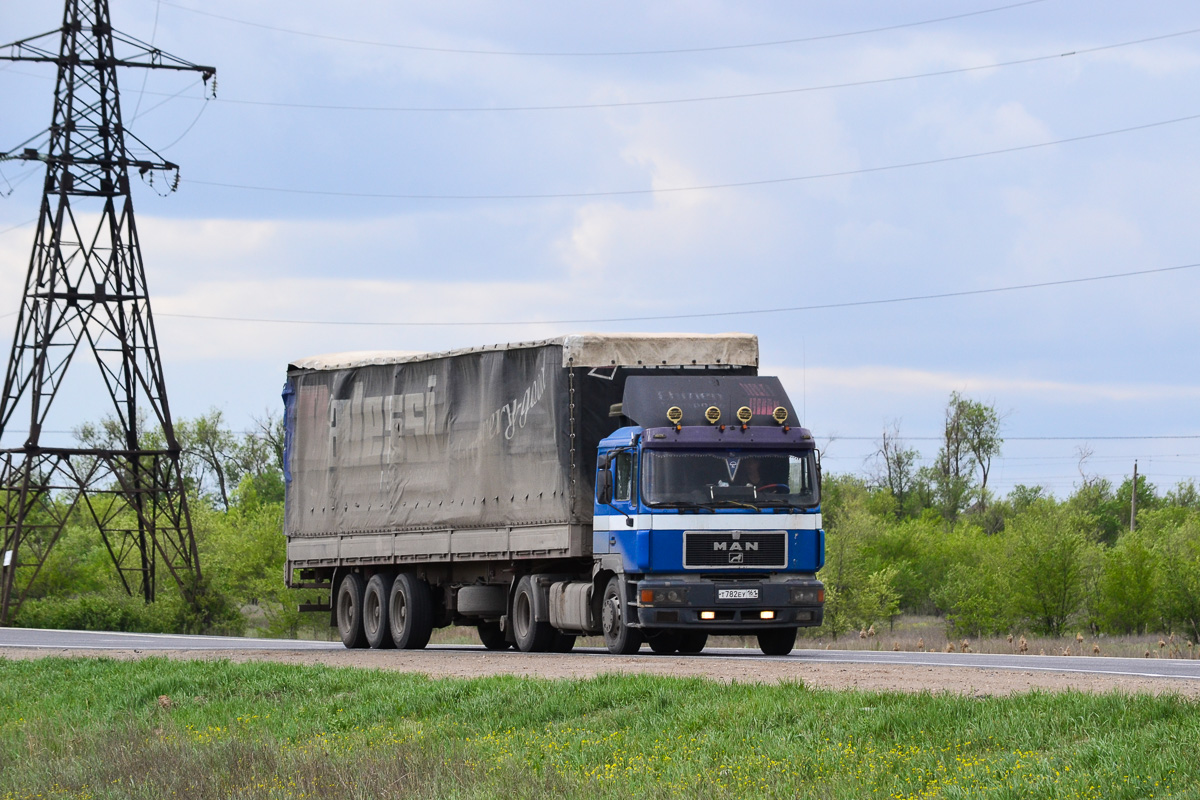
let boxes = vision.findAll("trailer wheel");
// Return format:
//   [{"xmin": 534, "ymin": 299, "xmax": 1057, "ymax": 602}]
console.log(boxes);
[
  {"xmin": 757, "ymin": 627, "xmax": 798, "ymax": 656},
  {"xmin": 512, "ymin": 575, "xmax": 555, "ymax": 652},
  {"xmin": 335, "ymin": 572, "xmax": 368, "ymax": 649},
  {"xmin": 601, "ymin": 576, "xmax": 642, "ymax": 655},
  {"xmin": 477, "ymin": 621, "xmax": 510, "ymax": 650},
  {"xmin": 388, "ymin": 573, "xmax": 434, "ymax": 649},
  {"xmin": 677, "ymin": 631, "xmax": 708, "ymax": 654},
  {"xmin": 363, "ymin": 573, "xmax": 396, "ymax": 649}
]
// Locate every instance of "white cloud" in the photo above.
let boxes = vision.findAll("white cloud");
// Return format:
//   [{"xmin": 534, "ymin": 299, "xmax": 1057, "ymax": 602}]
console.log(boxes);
[
  {"xmin": 1091, "ymin": 44, "xmax": 1200, "ymax": 77},
  {"xmin": 911, "ymin": 99, "xmax": 1051, "ymax": 154}
]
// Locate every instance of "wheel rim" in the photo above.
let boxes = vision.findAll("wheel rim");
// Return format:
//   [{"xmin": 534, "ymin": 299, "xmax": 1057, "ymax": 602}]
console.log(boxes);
[
  {"xmin": 392, "ymin": 591, "xmax": 408, "ymax": 636},
  {"xmin": 364, "ymin": 591, "xmax": 380, "ymax": 636},
  {"xmin": 602, "ymin": 589, "xmax": 620, "ymax": 640},
  {"xmin": 339, "ymin": 589, "xmax": 355, "ymax": 631}
]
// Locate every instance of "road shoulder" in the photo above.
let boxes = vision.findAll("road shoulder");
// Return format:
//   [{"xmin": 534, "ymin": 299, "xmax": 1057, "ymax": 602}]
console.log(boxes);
[{"xmin": 3, "ymin": 646, "xmax": 1198, "ymax": 697}]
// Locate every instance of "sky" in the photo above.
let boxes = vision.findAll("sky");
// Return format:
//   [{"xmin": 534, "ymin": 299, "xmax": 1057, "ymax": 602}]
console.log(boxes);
[{"xmin": 1, "ymin": 0, "xmax": 1199, "ymax": 498}]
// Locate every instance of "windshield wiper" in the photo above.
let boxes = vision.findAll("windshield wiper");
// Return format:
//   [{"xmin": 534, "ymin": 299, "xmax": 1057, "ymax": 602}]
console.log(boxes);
[
  {"xmin": 703, "ymin": 499, "xmax": 763, "ymax": 512},
  {"xmin": 650, "ymin": 501, "xmax": 714, "ymax": 513}
]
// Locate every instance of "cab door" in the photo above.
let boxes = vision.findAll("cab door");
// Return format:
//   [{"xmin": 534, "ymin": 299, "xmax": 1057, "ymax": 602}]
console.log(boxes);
[{"xmin": 593, "ymin": 450, "xmax": 637, "ymax": 555}]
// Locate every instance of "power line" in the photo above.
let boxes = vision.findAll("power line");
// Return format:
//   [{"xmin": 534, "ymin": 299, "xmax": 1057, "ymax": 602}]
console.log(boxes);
[
  {"xmin": 830, "ymin": 435, "xmax": 1200, "ymax": 442},
  {"xmin": 153, "ymin": 260, "xmax": 1200, "ymax": 328},
  {"xmin": 153, "ymin": 0, "xmax": 1049, "ymax": 57},
  {"xmin": 0, "ymin": 218, "xmax": 37, "ymax": 237},
  {"xmin": 185, "ymin": 111, "xmax": 1200, "ymax": 201},
  {"xmin": 10, "ymin": 22, "xmax": 1195, "ymax": 113},
  {"xmin": 189, "ymin": 27, "xmax": 1200, "ymax": 114}
]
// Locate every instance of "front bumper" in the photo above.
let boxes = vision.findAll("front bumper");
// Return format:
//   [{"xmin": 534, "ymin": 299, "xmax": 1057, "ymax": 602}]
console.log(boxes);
[{"xmin": 633, "ymin": 576, "xmax": 824, "ymax": 631}]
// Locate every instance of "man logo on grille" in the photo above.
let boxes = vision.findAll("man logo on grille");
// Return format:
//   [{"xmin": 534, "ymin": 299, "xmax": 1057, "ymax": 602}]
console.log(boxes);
[
  {"xmin": 712, "ymin": 541, "xmax": 758, "ymax": 551},
  {"xmin": 729, "ymin": 552, "xmax": 744, "ymax": 564}
]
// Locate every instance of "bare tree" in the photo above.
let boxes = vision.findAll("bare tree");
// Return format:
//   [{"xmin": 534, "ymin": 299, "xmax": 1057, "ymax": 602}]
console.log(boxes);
[{"xmin": 870, "ymin": 420, "xmax": 921, "ymax": 516}]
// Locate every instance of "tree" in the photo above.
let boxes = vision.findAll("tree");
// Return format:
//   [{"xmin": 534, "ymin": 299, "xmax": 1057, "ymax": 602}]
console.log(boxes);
[
  {"xmin": 870, "ymin": 421, "xmax": 925, "ymax": 518},
  {"xmin": 1165, "ymin": 480, "xmax": 1200, "ymax": 509},
  {"xmin": 937, "ymin": 562, "xmax": 1011, "ymax": 637},
  {"xmin": 176, "ymin": 410, "xmax": 240, "ymax": 510},
  {"xmin": 932, "ymin": 392, "xmax": 1002, "ymax": 520},
  {"xmin": 818, "ymin": 477, "xmax": 902, "ymax": 637},
  {"xmin": 1007, "ymin": 506, "xmax": 1096, "ymax": 635},
  {"xmin": 959, "ymin": 396, "xmax": 1003, "ymax": 508},
  {"xmin": 1156, "ymin": 516, "xmax": 1200, "ymax": 642},
  {"xmin": 78, "ymin": 408, "xmax": 285, "ymax": 511},
  {"xmin": 1095, "ymin": 530, "xmax": 1160, "ymax": 634}
]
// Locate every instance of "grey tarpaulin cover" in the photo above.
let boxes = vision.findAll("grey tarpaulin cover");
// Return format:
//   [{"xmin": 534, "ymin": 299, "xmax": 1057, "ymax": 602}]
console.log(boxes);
[{"xmin": 283, "ymin": 334, "xmax": 757, "ymax": 543}]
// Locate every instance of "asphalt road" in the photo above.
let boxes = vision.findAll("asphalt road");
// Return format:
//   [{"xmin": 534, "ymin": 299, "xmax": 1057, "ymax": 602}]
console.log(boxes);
[{"xmin": 3, "ymin": 627, "xmax": 1198, "ymax": 682}]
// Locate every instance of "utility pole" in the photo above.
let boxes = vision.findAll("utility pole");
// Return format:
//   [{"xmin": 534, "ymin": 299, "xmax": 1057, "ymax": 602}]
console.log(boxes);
[
  {"xmin": 0, "ymin": 1, "xmax": 215, "ymax": 624},
  {"xmin": 1130, "ymin": 460, "xmax": 1138, "ymax": 533}
]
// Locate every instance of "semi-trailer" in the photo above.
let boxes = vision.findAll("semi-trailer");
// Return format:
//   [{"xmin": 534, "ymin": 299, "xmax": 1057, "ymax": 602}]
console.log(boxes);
[{"xmin": 283, "ymin": 333, "xmax": 825, "ymax": 655}]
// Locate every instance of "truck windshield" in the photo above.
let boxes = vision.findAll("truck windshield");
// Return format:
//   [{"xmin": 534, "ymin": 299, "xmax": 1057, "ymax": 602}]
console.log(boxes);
[{"xmin": 641, "ymin": 450, "xmax": 819, "ymax": 509}]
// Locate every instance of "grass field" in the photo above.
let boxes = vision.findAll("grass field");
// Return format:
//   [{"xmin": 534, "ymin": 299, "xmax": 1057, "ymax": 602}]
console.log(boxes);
[{"xmin": 1, "ymin": 657, "xmax": 1196, "ymax": 799}]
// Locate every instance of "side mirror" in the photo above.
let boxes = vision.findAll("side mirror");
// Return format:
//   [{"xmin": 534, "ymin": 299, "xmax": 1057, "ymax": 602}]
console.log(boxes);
[{"xmin": 597, "ymin": 468, "xmax": 613, "ymax": 504}]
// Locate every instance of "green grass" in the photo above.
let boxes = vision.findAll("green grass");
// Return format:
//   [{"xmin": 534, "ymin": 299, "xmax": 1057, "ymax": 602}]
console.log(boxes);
[{"xmin": 1, "ymin": 658, "xmax": 1197, "ymax": 799}]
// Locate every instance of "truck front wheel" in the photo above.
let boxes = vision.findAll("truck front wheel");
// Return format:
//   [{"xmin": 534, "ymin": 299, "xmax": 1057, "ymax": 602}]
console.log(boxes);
[
  {"xmin": 647, "ymin": 630, "xmax": 681, "ymax": 654},
  {"xmin": 512, "ymin": 575, "xmax": 555, "ymax": 652},
  {"xmin": 601, "ymin": 576, "xmax": 642, "ymax": 655},
  {"xmin": 336, "ymin": 572, "xmax": 368, "ymax": 649},
  {"xmin": 757, "ymin": 627, "xmax": 798, "ymax": 656},
  {"xmin": 388, "ymin": 573, "xmax": 434, "ymax": 649}
]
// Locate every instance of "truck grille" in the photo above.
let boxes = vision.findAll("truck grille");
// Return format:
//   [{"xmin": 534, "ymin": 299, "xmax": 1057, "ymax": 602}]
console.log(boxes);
[{"xmin": 683, "ymin": 531, "xmax": 787, "ymax": 569}]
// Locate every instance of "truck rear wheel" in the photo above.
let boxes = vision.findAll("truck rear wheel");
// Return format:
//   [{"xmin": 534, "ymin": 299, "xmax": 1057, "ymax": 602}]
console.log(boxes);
[
  {"xmin": 601, "ymin": 576, "xmax": 642, "ymax": 655},
  {"xmin": 757, "ymin": 627, "xmax": 797, "ymax": 656},
  {"xmin": 512, "ymin": 575, "xmax": 556, "ymax": 652},
  {"xmin": 388, "ymin": 573, "xmax": 434, "ymax": 649},
  {"xmin": 677, "ymin": 631, "xmax": 708, "ymax": 654},
  {"xmin": 363, "ymin": 573, "xmax": 396, "ymax": 649},
  {"xmin": 336, "ymin": 572, "xmax": 368, "ymax": 649},
  {"xmin": 477, "ymin": 621, "xmax": 510, "ymax": 650}
]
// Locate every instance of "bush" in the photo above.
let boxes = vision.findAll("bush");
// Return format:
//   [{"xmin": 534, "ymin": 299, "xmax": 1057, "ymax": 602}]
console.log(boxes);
[
  {"xmin": 12, "ymin": 592, "xmax": 177, "ymax": 633},
  {"xmin": 1156, "ymin": 516, "xmax": 1200, "ymax": 642},
  {"xmin": 937, "ymin": 563, "xmax": 1012, "ymax": 637},
  {"xmin": 1095, "ymin": 531, "xmax": 1160, "ymax": 635},
  {"xmin": 1006, "ymin": 506, "xmax": 1097, "ymax": 636}
]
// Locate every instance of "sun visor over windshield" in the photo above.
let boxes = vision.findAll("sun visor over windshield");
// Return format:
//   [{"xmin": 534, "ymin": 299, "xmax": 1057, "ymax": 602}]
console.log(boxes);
[{"xmin": 621, "ymin": 375, "xmax": 796, "ymax": 428}]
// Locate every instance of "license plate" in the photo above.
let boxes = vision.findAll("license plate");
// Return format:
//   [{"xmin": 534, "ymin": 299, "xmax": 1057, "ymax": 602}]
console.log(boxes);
[{"xmin": 717, "ymin": 588, "xmax": 758, "ymax": 600}]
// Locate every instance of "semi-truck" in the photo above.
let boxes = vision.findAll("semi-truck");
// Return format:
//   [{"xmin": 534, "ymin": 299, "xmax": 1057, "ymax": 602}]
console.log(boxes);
[{"xmin": 283, "ymin": 333, "xmax": 825, "ymax": 656}]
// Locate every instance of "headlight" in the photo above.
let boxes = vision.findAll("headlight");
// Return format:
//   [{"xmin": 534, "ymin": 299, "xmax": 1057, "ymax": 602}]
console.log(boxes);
[
  {"xmin": 640, "ymin": 588, "xmax": 690, "ymax": 604},
  {"xmin": 789, "ymin": 586, "xmax": 824, "ymax": 604}
]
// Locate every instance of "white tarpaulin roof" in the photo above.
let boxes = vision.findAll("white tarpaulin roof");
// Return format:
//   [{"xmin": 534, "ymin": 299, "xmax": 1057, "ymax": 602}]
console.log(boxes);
[{"xmin": 289, "ymin": 333, "xmax": 758, "ymax": 371}]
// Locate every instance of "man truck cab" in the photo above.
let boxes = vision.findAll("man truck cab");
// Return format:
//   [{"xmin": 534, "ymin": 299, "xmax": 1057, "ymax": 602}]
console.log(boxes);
[{"xmin": 591, "ymin": 375, "xmax": 825, "ymax": 655}]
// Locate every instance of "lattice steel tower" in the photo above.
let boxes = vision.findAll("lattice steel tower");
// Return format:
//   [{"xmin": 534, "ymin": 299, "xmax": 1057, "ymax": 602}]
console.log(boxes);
[{"xmin": 0, "ymin": 1, "xmax": 215, "ymax": 624}]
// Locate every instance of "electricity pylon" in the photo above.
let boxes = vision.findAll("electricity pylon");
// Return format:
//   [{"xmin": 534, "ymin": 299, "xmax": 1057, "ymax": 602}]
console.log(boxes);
[{"xmin": 0, "ymin": 0, "xmax": 215, "ymax": 624}]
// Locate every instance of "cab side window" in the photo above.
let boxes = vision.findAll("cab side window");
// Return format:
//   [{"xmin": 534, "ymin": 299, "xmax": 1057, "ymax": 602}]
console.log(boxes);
[{"xmin": 614, "ymin": 452, "xmax": 633, "ymax": 502}]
